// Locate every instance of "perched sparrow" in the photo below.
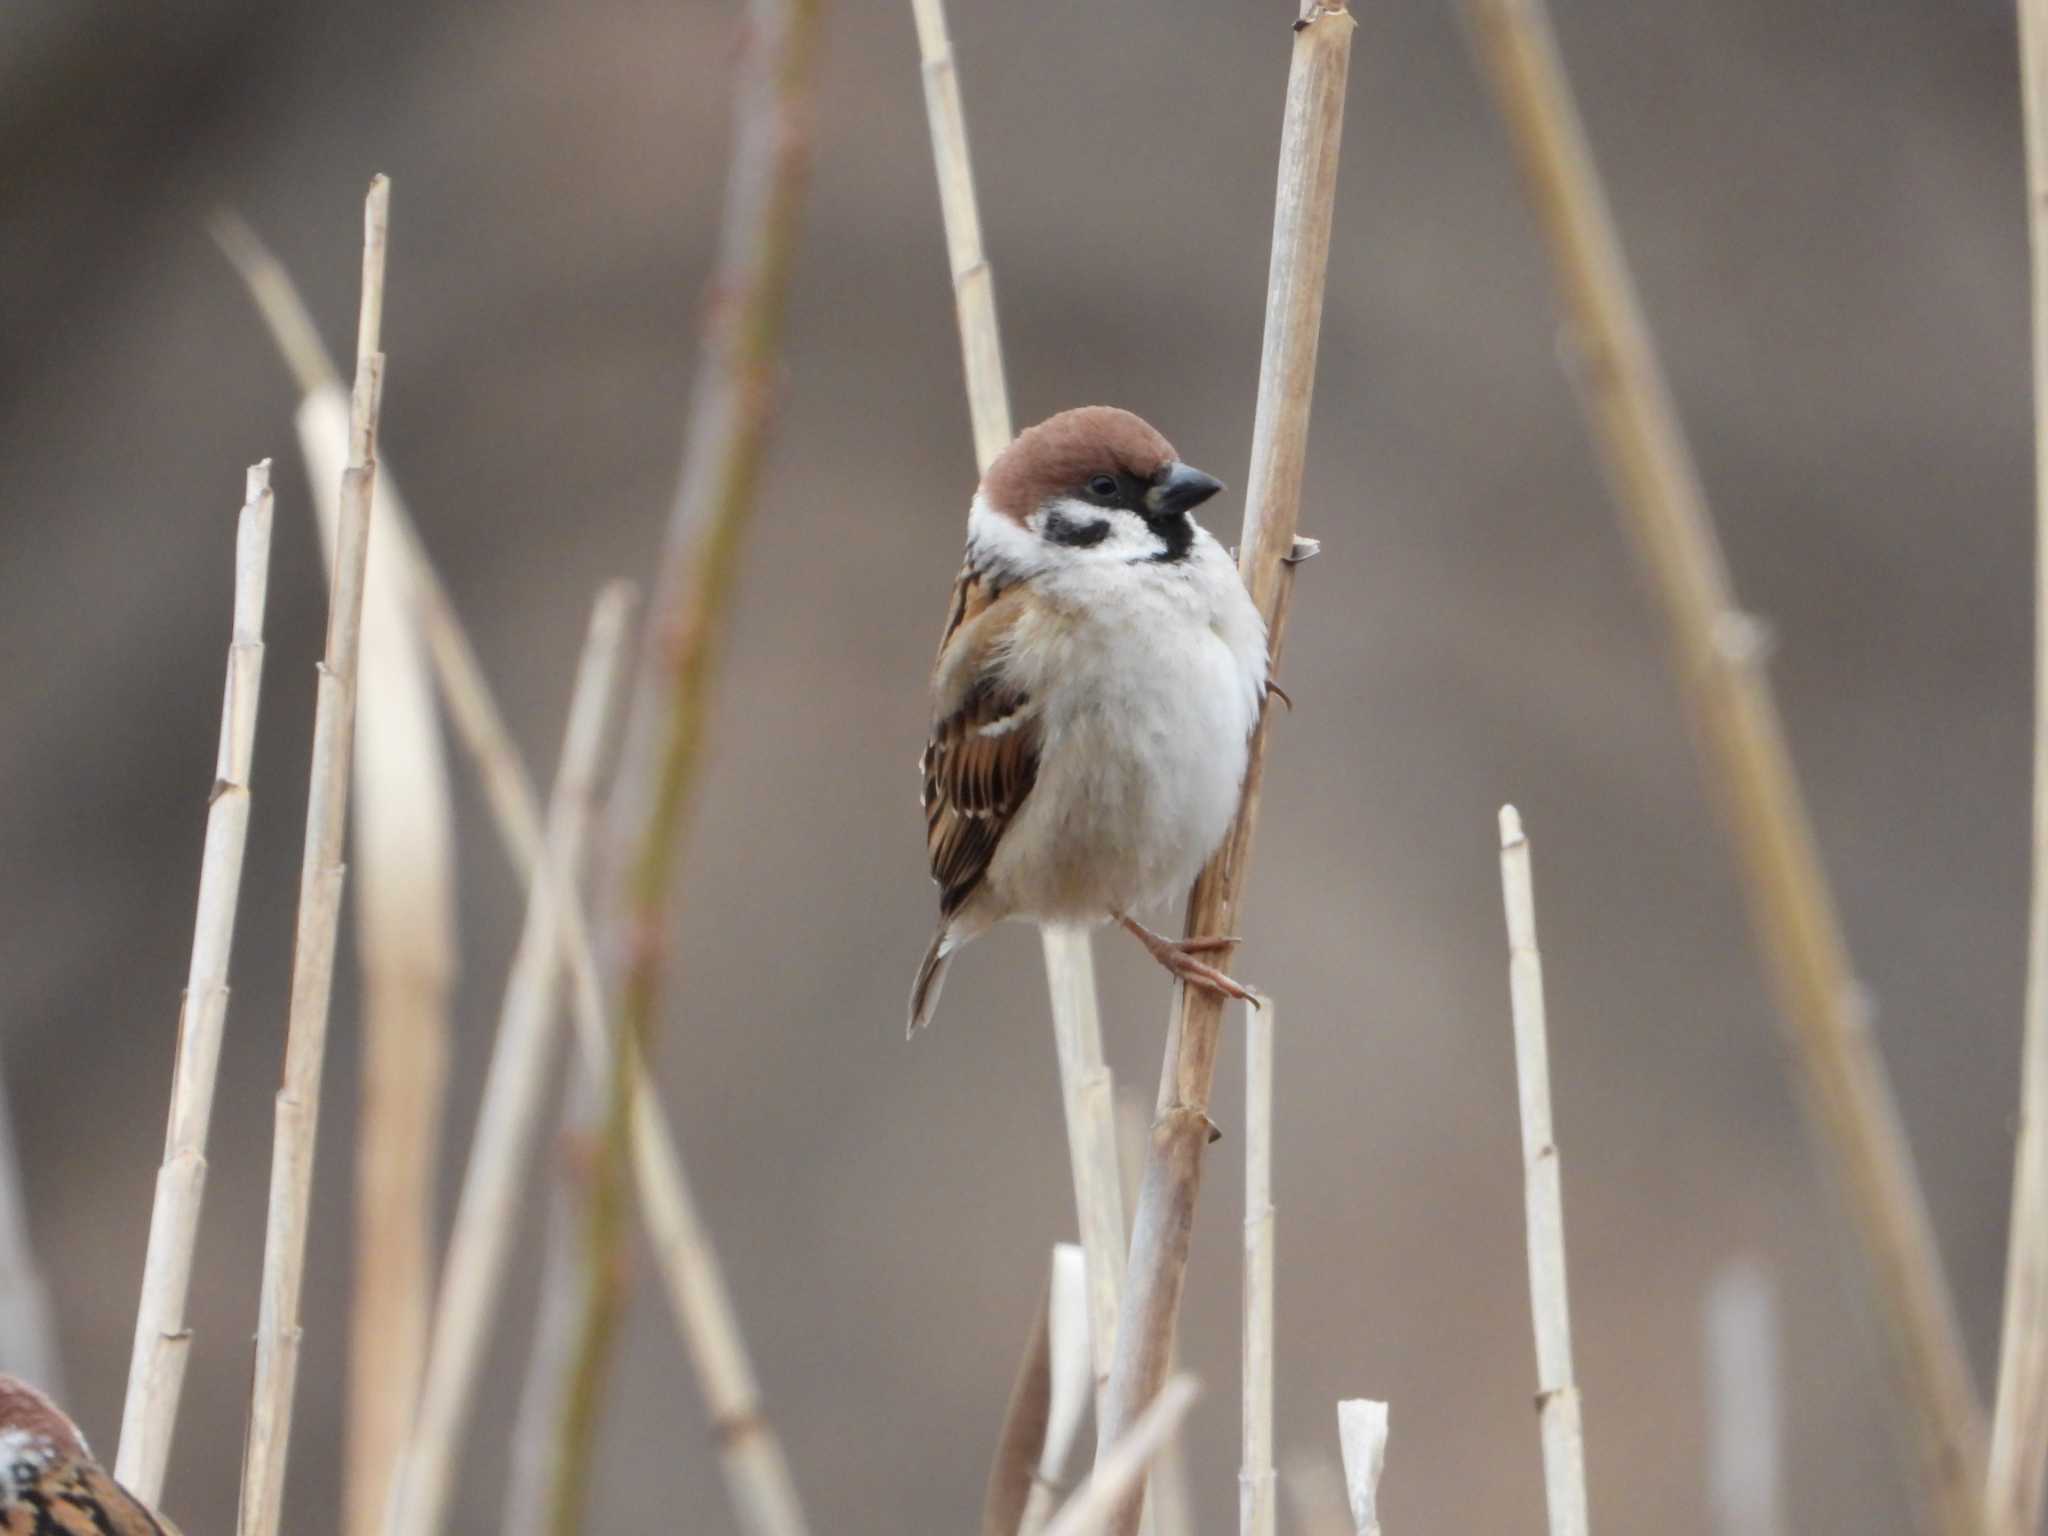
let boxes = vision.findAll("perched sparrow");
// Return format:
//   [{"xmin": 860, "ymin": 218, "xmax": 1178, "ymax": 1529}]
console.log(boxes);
[
  {"xmin": 910, "ymin": 406, "xmax": 1270, "ymax": 1035},
  {"xmin": 0, "ymin": 1375, "xmax": 179, "ymax": 1534}
]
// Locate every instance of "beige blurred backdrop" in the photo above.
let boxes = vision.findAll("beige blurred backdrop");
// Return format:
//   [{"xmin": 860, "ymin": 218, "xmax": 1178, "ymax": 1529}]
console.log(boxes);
[{"xmin": 0, "ymin": 1, "xmax": 2035, "ymax": 1531}]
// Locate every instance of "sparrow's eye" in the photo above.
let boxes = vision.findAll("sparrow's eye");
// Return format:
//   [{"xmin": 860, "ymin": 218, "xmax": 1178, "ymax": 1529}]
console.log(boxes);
[{"xmin": 1087, "ymin": 475, "xmax": 1119, "ymax": 500}]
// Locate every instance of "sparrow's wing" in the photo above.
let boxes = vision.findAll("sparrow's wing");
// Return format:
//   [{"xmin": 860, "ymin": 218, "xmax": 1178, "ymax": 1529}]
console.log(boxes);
[
  {"xmin": 921, "ymin": 566, "xmax": 1040, "ymax": 918},
  {"xmin": 1, "ymin": 1460, "xmax": 181, "ymax": 1536}
]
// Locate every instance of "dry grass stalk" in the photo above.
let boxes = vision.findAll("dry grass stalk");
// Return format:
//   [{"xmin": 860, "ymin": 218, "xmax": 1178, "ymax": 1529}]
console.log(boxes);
[
  {"xmin": 1497, "ymin": 807, "xmax": 1588, "ymax": 1536},
  {"xmin": 1704, "ymin": 1259, "xmax": 1784, "ymax": 1536},
  {"xmin": 986, "ymin": 1246, "xmax": 1087, "ymax": 1536},
  {"xmin": 986, "ymin": 1264, "xmax": 1056, "ymax": 1536},
  {"xmin": 114, "ymin": 461, "xmax": 276, "ymax": 1503},
  {"xmin": 237, "ymin": 175, "xmax": 389, "ymax": 1536},
  {"xmin": 0, "ymin": 1071, "xmax": 60, "ymax": 1393},
  {"xmin": 400, "ymin": 477, "xmax": 812, "ymax": 1536},
  {"xmin": 503, "ymin": 1150, "xmax": 590, "ymax": 1536},
  {"xmin": 215, "ymin": 212, "xmax": 810, "ymax": 1536},
  {"xmin": 380, "ymin": 584, "xmax": 636, "ymax": 1536},
  {"xmin": 1014, "ymin": 1245, "xmax": 1093, "ymax": 1536},
  {"xmin": 563, "ymin": 0, "xmax": 823, "ymax": 1523},
  {"xmin": 292, "ymin": 345, "xmax": 460, "ymax": 1536},
  {"xmin": 1461, "ymin": 4, "xmax": 1991, "ymax": 1529},
  {"xmin": 1098, "ymin": 13, "xmax": 1355, "ymax": 1531},
  {"xmin": 1991, "ymin": 8, "xmax": 2048, "ymax": 1528},
  {"xmin": 906, "ymin": 0, "xmax": 1131, "ymax": 1430},
  {"xmin": 1115, "ymin": 1101, "xmax": 1192, "ymax": 1536},
  {"xmin": 1241, "ymin": 999, "xmax": 1276, "ymax": 1536},
  {"xmin": 1335, "ymin": 1400, "xmax": 1387, "ymax": 1536},
  {"xmin": 1042, "ymin": 1376, "xmax": 1203, "ymax": 1536}
]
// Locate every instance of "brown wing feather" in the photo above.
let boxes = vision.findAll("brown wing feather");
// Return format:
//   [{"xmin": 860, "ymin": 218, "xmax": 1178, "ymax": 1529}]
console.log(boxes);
[
  {"xmin": 921, "ymin": 563, "xmax": 1040, "ymax": 917},
  {"xmin": 1, "ymin": 1460, "xmax": 180, "ymax": 1536}
]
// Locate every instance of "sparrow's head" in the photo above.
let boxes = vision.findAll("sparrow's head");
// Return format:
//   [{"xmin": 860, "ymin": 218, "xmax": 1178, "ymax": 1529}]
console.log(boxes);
[
  {"xmin": 0, "ymin": 1374, "xmax": 88, "ymax": 1500},
  {"xmin": 981, "ymin": 406, "xmax": 1225, "ymax": 564}
]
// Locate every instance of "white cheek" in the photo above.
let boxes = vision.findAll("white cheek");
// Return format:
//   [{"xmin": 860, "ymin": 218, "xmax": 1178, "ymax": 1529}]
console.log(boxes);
[{"xmin": 966, "ymin": 493, "xmax": 1044, "ymax": 569}]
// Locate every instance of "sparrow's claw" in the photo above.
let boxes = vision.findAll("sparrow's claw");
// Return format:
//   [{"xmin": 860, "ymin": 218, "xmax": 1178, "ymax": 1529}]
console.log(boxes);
[
  {"xmin": 1284, "ymin": 535, "xmax": 1322, "ymax": 565},
  {"xmin": 1266, "ymin": 679, "xmax": 1294, "ymax": 710},
  {"xmin": 1118, "ymin": 917, "xmax": 1258, "ymax": 1004},
  {"xmin": 1167, "ymin": 952, "xmax": 1260, "ymax": 1006}
]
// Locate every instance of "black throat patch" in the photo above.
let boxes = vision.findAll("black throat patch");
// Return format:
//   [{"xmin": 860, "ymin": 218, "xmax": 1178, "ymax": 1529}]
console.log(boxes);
[{"xmin": 1143, "ymin": 511, "xmax": 1195, "ymax": 564}]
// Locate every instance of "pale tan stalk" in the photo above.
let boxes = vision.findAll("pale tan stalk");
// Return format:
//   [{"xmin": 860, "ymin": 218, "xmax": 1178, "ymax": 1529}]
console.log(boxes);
[
  {"xmin": 237, "ymin": 175, "xmax": 389, "ymax": 1536},
  {"xmin": 421, "ymin": 528, "xmax": 810, "ymax": 1536},
  {"xmin": 116, "ymin": 462, "xmax": 276, "ymax": 1503},
  {"xmin": 0, "ymin": 1073, "xmax": 60, "ymax": 1392},
  {"xmin": 906, "ymin": 0, "xmax": 1132, "ymax": 1434},
  {"xmin": 1116, "ymin": 1101, "xmax": 1194, "ymax": 1536},
  {"xmin": 1098, "ymin": 15, "xmax": 1355, "ymax": 1533},
  {"xmin": 1241, "ymin": 1000, "xmax": 1276, "ymax": 1536},
  {"xmin": 561, "ymin": 0, "xmax": 822, "ymax": 1520},
  {"xmin": 380, "ymin": 585, "xmax": 635, "ymax": 1536},
  {"xmin": 1335, "ymin": 1401, "xmax": 1388, "ymax": 1536},
  {"xmin": 1497, "ymin": 808, "xmax": 1588, "ymax": 1536},
  {"xmin": 1705, "ymin": 1259, "xmax": 1785, "ymax": 1536},
  {"xmin": 413, "ymin": 477, "xmax": 810, "ymax": 1536},
  {"xmin": 1992, "ymin": 5, "xmax": 2048, "ymax": 1528},
  {"xmin": 504, "ymin": 1164, "xmax": 583, "ymax": 1536},
  {"xmin": 1041, "ymin": 1376, "xmax": 1203, "ymax": 1536},
  {"xmin": 293, "ymin": 358, "xmax": 459, "ymax": 1536},
  {"xmin": 1010, "ymin": 1245, "xmax": 1092, "ymax": 1536},
  {"xmin": 1462, "ymin": 4, "xmax": 1990, "ymax": 1529},
  {"xmin": 216, "ymin": 215, "xmax": 810, "ymax": 1536}
]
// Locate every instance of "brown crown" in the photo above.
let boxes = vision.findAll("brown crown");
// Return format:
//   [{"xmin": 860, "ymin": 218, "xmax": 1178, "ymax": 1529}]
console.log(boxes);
[
  {"xmin": 0, "ymin": 1375, "xmax": 88, "ymax": 1460},
  {"xmin": 980, "ymin": 406, "xmax": 1178, "ymax": 524}
]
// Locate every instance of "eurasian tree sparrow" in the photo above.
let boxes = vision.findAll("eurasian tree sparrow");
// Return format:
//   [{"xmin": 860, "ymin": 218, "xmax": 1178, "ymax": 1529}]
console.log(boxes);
[
  {"xmin": 0, "ymin": 1374, "xmax": 181, "ymax": 1534},
  {"xmin": 910, "ymin": 406, "xmax": 1270, "ymax": 1035}
]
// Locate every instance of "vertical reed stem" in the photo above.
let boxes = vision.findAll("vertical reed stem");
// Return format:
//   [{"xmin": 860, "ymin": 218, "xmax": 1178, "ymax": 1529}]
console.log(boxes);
[
  {"xmin": 237, "ymin": 176, "xmax": 390, "ymax": 1536},
  {"xmin": 1463, "ymin": 5, "xmax": 1990, "ymax": 1529}
]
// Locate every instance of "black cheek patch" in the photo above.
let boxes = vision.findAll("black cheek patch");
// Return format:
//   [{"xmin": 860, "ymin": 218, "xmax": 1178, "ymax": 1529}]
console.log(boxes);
[{"xmin": 1043, "ymin": 509, "xmax": 1112, "ymax": 548}]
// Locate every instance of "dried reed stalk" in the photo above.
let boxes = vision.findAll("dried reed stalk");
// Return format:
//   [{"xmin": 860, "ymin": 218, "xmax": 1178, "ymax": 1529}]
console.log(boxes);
[
  {"xmin": 986, "ymin": 1245, "xmax": 1090, "ymax": 1536},
  {"xmin": 907, "ymin": 0, "xmax": 1131, "ymax": 1433},
  {"xmin": 1042, "ymin": 1376, "xmax": 1203, "ymax": 1536},
  {"xmin": 1116, "ymin": 1101, "xmax": 1192, "ymax": 1536},
  {"xmin": 1992, "ymin": 7, "xmax": 2048, "ymax": 1528},
  {"xmin": 1336, "ymin": 1400, "xmax": 1388, "ymax": 1536},
  {"xmin": 1097, "ymin": 14, "xmax": 1355, "ymax": 1532},
  {"xmin": 237, "ymin": 175, "xmax": 389, "ymax": 1536},
  {"xmin": 1461, "ymin": 4, "xmax": 1991, "ymax": 1530},
  {"xmin": 561, "ymin": 0, "xmax": 823, "ymax": 1523},
  {"xmin": 1705, "ymin": 1259, "xmax": 1784, "ymax": 1536},
  {"xmin": 292, "ymin": 348, "xmax": 460, "ymax": 1536},
  {"xmin": 216, "ymin": 212, "xmax": 810, "ymax": 1536},
  {"xmin": 380, "ymin": 585, "xmax": 635, "ymax": 1536},
  {"xmin": 115, "ymin": 461, "xmax": 276, "ymax": 1504},
  {"xmin": 1241, "ymin": 999, "xmax": 1276, "ymax": 1536},
  {"xmin": 1497, "ymin": 807, "xmax": 1588, "ymax": 1536},
  {"xmin": 0, "ymin": 1070, "xmax": 59, "ymax": 1392}
]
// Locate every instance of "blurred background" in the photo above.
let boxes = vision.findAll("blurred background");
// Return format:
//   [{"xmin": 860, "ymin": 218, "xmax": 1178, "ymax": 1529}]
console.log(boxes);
[{"xmin": 0, "ymin": 0, "xmax": 2034, "ymax": 1530}]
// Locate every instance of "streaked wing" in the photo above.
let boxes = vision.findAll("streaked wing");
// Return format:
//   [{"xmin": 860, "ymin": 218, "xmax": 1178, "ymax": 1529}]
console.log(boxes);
[
  {"xmin": 1, "ymin": 1460, "xmax": 180, "ymax": 1536},
  {"xmin": 921, "ymin": 565, "xmax": 1039, "ymax": 917}
]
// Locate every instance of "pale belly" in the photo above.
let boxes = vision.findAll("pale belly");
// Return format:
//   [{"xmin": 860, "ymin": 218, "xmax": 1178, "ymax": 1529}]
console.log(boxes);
[{"xmin": 981, "ymin": 617, "xmax": 1257, "ymax": 925}]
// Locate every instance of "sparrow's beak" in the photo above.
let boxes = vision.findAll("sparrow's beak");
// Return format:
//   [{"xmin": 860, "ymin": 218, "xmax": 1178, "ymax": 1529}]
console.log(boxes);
[{"xmin": 1146, "ymin": 461, "xmax": 1225, "ymax": 518}]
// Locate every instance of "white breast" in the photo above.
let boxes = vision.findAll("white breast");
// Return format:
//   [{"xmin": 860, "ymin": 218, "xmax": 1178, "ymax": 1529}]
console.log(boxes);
[{"xmin": 980, "ymin": 521, "xmax": 1267, "ymax": 925}]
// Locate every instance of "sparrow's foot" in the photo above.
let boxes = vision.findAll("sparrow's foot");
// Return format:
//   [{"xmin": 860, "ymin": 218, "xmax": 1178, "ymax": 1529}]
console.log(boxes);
[{"xmin": 1117, "ymin": 917, "xmax": 1259, "ymax": 1005}]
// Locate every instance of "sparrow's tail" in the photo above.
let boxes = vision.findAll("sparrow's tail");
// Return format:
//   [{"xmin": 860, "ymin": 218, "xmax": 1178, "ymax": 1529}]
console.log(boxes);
[{"xmin": 907, "ymin": 927, "xmax": 954, "ymax": 1038}]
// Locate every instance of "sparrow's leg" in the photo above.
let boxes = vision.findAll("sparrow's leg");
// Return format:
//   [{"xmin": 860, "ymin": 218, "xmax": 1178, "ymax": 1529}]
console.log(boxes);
[{"xmin": 1117, "ymin": 916, "xmax": 1258, "ymax": 1005}]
